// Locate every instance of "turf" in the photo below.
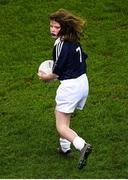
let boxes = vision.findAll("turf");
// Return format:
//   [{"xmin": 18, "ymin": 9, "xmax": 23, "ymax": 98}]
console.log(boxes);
[{"xmin": 0, "ymin": 0, "xmax": 128, "ymax": 178}]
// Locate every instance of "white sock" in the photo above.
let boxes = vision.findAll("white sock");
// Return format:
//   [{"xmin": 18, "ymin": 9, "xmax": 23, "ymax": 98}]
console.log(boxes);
[
  {"xmin": 73, "ymin": 136, "xmax": 86, "ymax": 151},
  {"xmin": 60, "ymin": 138, "xmax": 71, "ymax": 153}
]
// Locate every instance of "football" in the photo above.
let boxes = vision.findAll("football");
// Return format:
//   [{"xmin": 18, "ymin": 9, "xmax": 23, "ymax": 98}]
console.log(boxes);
[{"xmin": 38, "ymin": 60, "xmax": 54, "ymax": 74}]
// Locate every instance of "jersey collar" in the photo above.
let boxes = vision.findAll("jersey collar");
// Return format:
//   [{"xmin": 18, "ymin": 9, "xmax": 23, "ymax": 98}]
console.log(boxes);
[{"xmin": 54, "ymin": 37, "xmax": 61, "ymax": 46}]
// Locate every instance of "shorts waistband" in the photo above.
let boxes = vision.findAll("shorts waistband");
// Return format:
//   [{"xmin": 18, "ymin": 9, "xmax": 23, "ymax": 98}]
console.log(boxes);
[{"xmin": 60, "ymin": 74, "xmax": 87, "ymax": 84}]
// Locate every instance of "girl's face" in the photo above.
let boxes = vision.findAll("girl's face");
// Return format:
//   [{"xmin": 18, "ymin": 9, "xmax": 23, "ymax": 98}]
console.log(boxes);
[{"xmin": 50, "ymin": 20, "xmax": 61, "ymax": 38}]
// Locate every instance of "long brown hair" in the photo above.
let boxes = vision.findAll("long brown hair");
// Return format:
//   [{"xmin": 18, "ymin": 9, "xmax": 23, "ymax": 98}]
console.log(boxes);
[{"xmin": 49, "ymin": 9, "xmax": 86, "ymax": 42}]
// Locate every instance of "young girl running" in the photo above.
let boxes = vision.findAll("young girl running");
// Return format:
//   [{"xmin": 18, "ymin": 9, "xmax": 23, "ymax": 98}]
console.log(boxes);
[{"xmin": 38, "ymin": 9, "xmax": 92, "ymax": 169}]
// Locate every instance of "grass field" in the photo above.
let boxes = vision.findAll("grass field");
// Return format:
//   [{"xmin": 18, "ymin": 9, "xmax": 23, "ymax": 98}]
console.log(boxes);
[{"xmin": 0, "ymin": 0, "xmax": 128, "ymax": 178}]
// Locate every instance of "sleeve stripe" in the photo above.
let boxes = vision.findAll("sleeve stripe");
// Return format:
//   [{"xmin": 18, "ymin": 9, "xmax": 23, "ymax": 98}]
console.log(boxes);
[
  {"xmin": 53, "ymin": 41, "xmax": 64, "ymax": 73},
  {"xmin": 55, "ymin": 41, "xmax": 64, "ymax": 62}
]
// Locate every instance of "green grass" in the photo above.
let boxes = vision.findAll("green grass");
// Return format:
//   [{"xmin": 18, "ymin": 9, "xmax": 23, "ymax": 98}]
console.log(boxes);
[{"xmin": 0, "ymin": 0, "xmax": 128, "ymax": 178}]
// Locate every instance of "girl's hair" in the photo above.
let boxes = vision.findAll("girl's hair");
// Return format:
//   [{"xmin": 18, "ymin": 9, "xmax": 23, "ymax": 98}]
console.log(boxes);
[{"xmin": 49, "ymin": 9, "xmax": 86, "ymax": 42}]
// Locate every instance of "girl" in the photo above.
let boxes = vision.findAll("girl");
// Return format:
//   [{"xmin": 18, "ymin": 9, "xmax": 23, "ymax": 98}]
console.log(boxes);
[{"xmin": 38, "ymin": 9, "xmax": 92, "ymax": 169}]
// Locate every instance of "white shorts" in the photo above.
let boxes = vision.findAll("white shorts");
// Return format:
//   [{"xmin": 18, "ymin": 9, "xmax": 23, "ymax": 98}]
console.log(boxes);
[{"xmin": 55, "ymin": 74, "xmax": 89, "ymax": 113}]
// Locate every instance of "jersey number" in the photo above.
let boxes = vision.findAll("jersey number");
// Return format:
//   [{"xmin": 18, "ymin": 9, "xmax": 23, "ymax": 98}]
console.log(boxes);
[{"xmin": 76, "ymin": 47, "xmax": 82, "ymax": 62}]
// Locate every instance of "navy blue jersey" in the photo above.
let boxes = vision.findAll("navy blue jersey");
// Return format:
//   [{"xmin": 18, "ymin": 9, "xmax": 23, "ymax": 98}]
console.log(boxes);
[{"xmin": 52, "ymin": 39, "xmax": 88, "ymax": 80}]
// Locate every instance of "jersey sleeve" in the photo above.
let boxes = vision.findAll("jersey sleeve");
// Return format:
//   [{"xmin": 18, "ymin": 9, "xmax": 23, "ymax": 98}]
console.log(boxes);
[{"xmin": 52, "ymin": 43, "xmax": 69, "ymax": 76}]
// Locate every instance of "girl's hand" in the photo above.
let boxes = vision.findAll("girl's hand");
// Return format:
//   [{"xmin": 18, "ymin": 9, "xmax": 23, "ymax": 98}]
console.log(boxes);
[
  {"xmin": 37, "ymin": 71, "xmax": 47, "ymax": 81},
  {"xmin": 37, "ymin": 71, "xmax": 58, "ymax": 82}
]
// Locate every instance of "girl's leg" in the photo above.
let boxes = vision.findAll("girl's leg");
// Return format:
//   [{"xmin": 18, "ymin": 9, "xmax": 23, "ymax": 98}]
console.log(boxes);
[
  {"xmin": 55, "ymin": 110, "xmax": 92, "ymax": 169},
  {"xmin": 55, "ymin": 110, "xmax": 86, "ymax": 151},
  {"xmin": 55, "ymin": 110, "xmax": 77, "ymax": 142}
]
